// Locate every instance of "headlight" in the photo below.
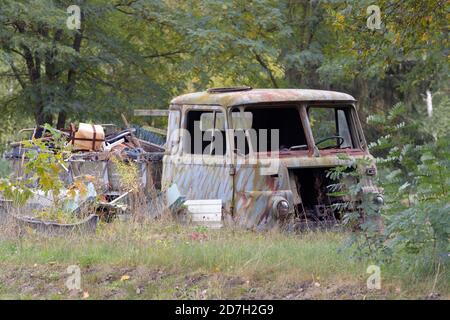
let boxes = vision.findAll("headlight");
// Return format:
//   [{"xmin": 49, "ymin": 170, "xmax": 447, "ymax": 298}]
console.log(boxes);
[
  {"xmin": 272, "ymin": 197, "xmax": 290, "ymax": 219},
  {"xmin": 373, "ymin": 194, "xmax": 384, "ymax": 206},
  {"xmin": 277, "ymin": 200, "xmax": 289, "ymax": 216},
  {"xmin": 366, "ymin": 167, "xmax": 377, "ymax": 176}
]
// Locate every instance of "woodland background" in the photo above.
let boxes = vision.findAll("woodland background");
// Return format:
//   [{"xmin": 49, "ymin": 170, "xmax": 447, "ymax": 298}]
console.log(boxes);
[{"xmin": 0, "ymin": 0, "xmax": 448, "ymax": 284}]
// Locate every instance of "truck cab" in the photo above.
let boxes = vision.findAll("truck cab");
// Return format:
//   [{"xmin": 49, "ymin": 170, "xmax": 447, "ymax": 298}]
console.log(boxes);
[{"xmin": 163, "ymin": 87, "xmax": 383, "ymax": 230}]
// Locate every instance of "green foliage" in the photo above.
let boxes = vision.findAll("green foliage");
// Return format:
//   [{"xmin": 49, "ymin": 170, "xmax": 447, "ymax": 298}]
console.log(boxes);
[
  {"xmin": 22, "ymin": 138, "xmax": 66, "ymax": 205},
  {"xmin": 342, "ymin": 103, "xmax": 450, "ymax": 270},
  {"xmin": 0, "ymin": 159, "xmax": 11, "ymax": 178},
  {"xmin": 0, "ymin": 0, "xmax": 447, "ymax": 274},
  {"xmin": 327, "ymin": 96, "xmax": 450, "ymax": 269},
  {"xmin": 0, "ymin": 176, "xmax": 33, "ymax": 207},
  {"xmin": 1, "ymin": 0, "xmax": 448, "ymax": 134},
  {"xmin": 0, "ymin": 130, "xmax": 88, "ymax": 223},
  {"xmin": 327, "ymin": 155, "xmax": 389, "ymax": 263},
  {"xmin": 378, "ymin": 130, "xmax": 449, "ymax": 267},
  {"xmin": 0, "ymin": 136, "xmax": 66, "ymax": 211}
]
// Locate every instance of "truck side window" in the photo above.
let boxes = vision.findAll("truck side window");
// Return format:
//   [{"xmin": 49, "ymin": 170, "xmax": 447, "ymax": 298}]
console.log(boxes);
[{"xmin": 185, "ymin": 110, "xmax": 227, "ymax": 155}]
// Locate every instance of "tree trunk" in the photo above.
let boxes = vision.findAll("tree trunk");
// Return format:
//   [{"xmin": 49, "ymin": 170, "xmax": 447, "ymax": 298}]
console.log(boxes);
[{"xmin": 56, "ymin": 111, "xmax": 67, "ymax": 130}]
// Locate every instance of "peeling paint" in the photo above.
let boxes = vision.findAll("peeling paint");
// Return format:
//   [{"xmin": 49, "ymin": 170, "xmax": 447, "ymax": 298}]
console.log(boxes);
[{"xmin": 163, "ymin": 88, "xmax": 381, "ymax": 230}]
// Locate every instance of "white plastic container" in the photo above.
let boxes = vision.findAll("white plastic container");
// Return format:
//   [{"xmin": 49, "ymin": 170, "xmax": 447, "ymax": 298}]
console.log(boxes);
[{"xmin": 183, "ymin": 199, "xmax": 222, "ymax": 229}]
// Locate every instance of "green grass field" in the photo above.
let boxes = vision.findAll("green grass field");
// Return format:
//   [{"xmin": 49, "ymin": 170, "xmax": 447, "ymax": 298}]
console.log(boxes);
[{"xmin": 0, "ymin": 220, "xmax": 448, "ymax": 299}]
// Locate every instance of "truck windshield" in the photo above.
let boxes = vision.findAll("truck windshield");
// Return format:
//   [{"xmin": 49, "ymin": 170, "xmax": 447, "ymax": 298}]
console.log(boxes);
[{"xmin": 308, "ymin": 106, "xmax": 355, "ymax": 149}]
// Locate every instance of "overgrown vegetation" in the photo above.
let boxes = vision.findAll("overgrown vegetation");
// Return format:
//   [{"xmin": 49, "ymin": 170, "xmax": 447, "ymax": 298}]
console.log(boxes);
[
  {"xmin": 0, "ymin": 220, "xmax": 448, "ymax": 299},
  {"xmin": 0, "ymin": 0, "xmax": 448, "ymax": 299},
  {"xmin": 110, "ymin": 156, "xmax": 151, "ymax": 222},
  {"xmin": 327, "ymin": 156, "xmax": 389, "ymax": 263},
  {"xmin": 0, "ymin": 1, "xmax": 447, "ymax": 131},
  {"xmin": 369, "ymin": 103, "xmax": 449, "ymax": 273},
  {"xmin": 326, "ymin": 101, "xmax": 449, "ymax": 285},
  {"xmin": 0, "ymin": 127, "xmax": 92, "ymax": 223}
]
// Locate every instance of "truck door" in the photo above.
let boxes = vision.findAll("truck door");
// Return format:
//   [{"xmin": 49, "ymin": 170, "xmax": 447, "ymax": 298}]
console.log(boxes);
[{"xmin": 164, "ymin": 106, "xmax": 233, "ymax": 215}]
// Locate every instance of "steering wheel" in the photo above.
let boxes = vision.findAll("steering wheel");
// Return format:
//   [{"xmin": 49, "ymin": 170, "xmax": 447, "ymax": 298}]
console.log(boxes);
[{"xmin": 315, "ymin": 135, "xmax": 345, "ymax": 149}]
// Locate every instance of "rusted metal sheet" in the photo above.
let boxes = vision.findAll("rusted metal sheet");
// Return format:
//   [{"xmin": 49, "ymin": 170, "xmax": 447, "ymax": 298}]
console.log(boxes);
[
  {"xmin": 170, "ymin": 89, "xmax": 356, "ymax": 107},
  {"xmin": 9, "ymin": 157, "xmax": 162, "ymax": 195},
  {"xmin": 13, "ymin": 214, "xmax": 99, "ymax": 235},
  {"xmin": 162, "ymin": 152, "xmax": 377, "ymax": 230},
  {"xmin": 4, "ymin": 88, "xmax": 381, "ymax": 231},
  {"xmin": 134, "ymin": 109, "xmax": 170, "ymax": 116},
  {"xmin": 163, "ymin": 88, "xmax": 382, "ymax": 231}
]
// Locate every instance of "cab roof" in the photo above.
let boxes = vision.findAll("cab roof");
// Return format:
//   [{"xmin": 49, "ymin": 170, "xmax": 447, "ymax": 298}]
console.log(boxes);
[{"xmin": 170, "ymin": 88, "xmax": 356, "ymax": 107}]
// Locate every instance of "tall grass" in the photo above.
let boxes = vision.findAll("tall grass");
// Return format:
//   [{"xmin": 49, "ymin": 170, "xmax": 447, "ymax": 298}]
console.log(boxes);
[{"xmin": 0, "ymin": 219, "xmax": 447, "ymax": 299}]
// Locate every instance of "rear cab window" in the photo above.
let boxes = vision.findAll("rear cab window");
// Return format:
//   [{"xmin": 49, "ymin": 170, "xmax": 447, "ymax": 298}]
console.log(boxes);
[{"xmin": 230, "ymin": 105, "xmax": 308, "ymax": 155}]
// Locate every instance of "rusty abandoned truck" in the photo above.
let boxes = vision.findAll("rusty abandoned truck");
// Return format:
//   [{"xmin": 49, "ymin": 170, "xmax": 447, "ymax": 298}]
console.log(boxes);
[
  {"xmin": 162, "ymin": 87, "xmax": 383, "ymax": 230},
  {"xmin": 3, "ymin": 87, "xmax": 384, "ymax": 230}
]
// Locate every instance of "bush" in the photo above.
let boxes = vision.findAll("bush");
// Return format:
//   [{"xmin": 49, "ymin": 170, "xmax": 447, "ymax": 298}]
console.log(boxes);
[{"xmin": 354, "ymin": 102, "xmax": 449, "ymax": 271}]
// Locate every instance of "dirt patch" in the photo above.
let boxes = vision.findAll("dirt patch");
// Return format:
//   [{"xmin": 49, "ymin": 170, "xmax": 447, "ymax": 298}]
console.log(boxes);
[{"xmin": 0, "ymin": 263, "xmax": 442, "ymax": 300}]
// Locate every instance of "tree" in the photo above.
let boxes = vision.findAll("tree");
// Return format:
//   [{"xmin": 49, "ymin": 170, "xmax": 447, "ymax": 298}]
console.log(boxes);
[
  {"xmin": 0, "ymin": 0, "xmax": 447, "ymax": 135},
  {"xmin": 319, "ymin": 0, "xmax": 448, "ymax": 137},
  {"xmin": 0, "ymin": 0, "xmax": 194, "ymax": 128}
]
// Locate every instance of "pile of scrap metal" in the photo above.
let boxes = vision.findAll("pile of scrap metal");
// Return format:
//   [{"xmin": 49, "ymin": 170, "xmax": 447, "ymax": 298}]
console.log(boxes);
[
  {"xmin": 2, "ymin": 121, "xmax": 166, "ymax": 232},
  {"xmin": 7, "ymin": 122, "xmax": 165, "ymax": 161}
]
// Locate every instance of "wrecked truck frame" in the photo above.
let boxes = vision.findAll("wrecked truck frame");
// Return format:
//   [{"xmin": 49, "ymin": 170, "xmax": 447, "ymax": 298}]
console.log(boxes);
[
  {"xmin": 162, "ymin": 87, "xmax": 383, "ymax": 230},
  {"xmin": 3, "ymin": 88, "xmax": 383, "ymax": 231}
]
